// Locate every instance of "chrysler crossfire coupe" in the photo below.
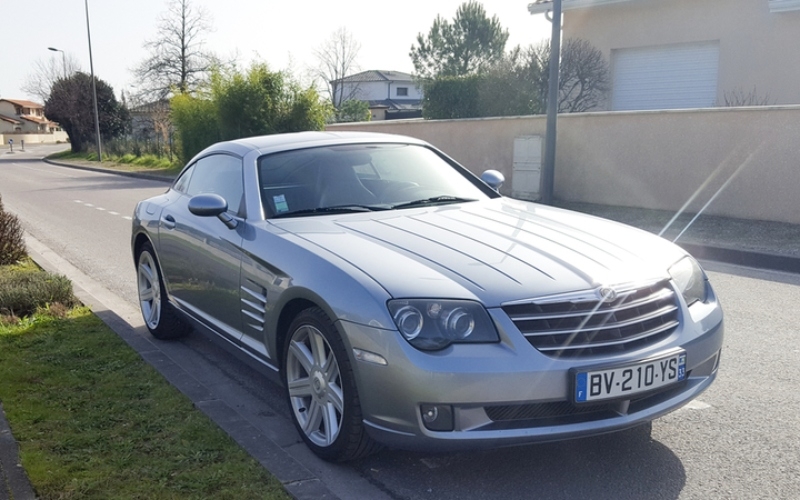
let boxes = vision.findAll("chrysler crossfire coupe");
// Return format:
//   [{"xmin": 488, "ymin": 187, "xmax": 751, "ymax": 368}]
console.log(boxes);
[{"xmin": 131, "ymin": 131, "xmax": 723, "ymax": 461}]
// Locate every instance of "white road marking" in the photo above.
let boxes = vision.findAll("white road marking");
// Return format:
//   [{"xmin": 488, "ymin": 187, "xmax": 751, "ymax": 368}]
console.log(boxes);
[
  {"xmin": 682, "ymin": 400, "xmax": 712, "ymax": 411},
  {"xmin": 72, "ymin": 199, "xmax": 130, "ymax": 222}
]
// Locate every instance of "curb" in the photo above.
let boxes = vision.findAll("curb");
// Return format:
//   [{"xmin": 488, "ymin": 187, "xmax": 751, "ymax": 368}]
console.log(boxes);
[
  {"xmin": 43, "ymin": 158, "xmax": 174, "ymax": 184},
  {"xmin": 679, "ymin": 243, "xmax": 800, "ymax": 275}
]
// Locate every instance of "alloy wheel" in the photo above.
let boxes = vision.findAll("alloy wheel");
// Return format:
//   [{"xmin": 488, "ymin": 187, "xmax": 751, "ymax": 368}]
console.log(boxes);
[{"xmin": 286, "ymin": 324, "xmax": 344, "ymax": 447}]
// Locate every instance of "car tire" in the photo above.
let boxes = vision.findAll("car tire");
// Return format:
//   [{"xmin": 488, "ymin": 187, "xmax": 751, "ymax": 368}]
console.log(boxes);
[
  {"xmin": 283, "ymin": 307, "xmax": 381, "ymax": 462},
  {"xmin": 136, "ymin": 242, "xmax": 190, "ymax": 340}
]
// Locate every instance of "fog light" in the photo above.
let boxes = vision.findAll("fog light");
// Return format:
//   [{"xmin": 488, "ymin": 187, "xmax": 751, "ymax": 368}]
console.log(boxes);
[{"xmin": 420, "ymin": 404, "xmax": 454, "ymax": 431}]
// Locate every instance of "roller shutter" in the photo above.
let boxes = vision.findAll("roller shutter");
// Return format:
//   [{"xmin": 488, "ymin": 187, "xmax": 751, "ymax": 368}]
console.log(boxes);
[{"xmin": 611, "ymin": 42, "xmax": 720, "ymax": 111}]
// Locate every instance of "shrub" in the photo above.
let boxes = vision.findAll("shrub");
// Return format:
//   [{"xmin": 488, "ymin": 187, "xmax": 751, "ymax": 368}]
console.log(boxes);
[
  {"xmin": 422, "ymin": 76, "xmax": 481, "ymax": 119},
  {"xmin": 0, "ymin": 195, "xmax": 26, "ymax": 265},
  {"xmin": 0, "ymin": 267, "xmax": 75, "ymax": 317}
]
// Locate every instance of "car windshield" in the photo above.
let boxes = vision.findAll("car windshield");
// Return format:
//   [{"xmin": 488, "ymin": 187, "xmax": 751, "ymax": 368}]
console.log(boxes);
[{"xmin": 258, "ymin": 143, "xmax": 495, "ymax": 218}]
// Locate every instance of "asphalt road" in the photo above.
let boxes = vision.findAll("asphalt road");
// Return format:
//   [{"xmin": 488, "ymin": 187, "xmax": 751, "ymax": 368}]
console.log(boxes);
[{"xmin": 1, "ymin": 146, "xmax": 799, "ymax": 499}]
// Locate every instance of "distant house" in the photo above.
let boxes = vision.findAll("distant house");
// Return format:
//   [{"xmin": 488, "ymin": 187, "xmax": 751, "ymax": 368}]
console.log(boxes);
[
  {"xmin": 0, "ymin": 99, "xmax": 58, "ymax": 134},
  {"xmin": 528, "ymin": 0, "xmax": 800, "ymax": 110},
  {"xmin": 331, "ymin": 70, "xmax": 423, "ymax": 120},
  {"xmin": 129, "ymin": 99, "xmax": 171, "ymax": 143}
]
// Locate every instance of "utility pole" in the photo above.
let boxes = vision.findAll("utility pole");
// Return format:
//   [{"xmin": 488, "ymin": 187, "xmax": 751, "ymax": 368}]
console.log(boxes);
[
  {"xmin": 85, "ymin": 0, "xmax": 103, "ymax": 162},
  {"xmin": 532, "ymin": 0, "xmax": 562, "ymax": 205}
]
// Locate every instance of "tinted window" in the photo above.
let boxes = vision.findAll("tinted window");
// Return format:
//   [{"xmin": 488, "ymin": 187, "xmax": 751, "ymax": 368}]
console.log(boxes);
[
  {"xmin": 173, "ymin": 166, "xmax": 193, "ymax": 193},
  {"xmin": 186, "ymin": 154, "xmax": 244, "ymax": 215},
  {"xmin": 258, "ymin": 143, "xmax": 494, "ymax": 217}
]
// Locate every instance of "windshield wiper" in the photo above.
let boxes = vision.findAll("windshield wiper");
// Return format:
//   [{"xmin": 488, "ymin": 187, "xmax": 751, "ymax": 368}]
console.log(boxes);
[
  {"xmin": 391, "ymin": 196, "xmax": 477, "ymax": 210},
  {"xmin": 272, "ymin": 205, "xmax": 388, "ymax": 218}
]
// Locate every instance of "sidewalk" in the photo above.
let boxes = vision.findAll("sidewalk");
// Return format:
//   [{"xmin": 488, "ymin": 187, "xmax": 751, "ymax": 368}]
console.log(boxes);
[{"xmin": 557, "ymin": 201, "xmax": 800, "ymax": 274}]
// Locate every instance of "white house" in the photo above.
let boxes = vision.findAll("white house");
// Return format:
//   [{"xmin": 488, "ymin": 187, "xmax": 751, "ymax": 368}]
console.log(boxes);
[
  {"xmin": 331, "ymin": 70, "xmax": 423, "ymax": 120},
  {"xmin": 528, "ymin": 0, "xmax": 800, "ymax": 110},
  {"xmin": 0, "ymin": 99, "xmax": 57, "ymax": 134}
]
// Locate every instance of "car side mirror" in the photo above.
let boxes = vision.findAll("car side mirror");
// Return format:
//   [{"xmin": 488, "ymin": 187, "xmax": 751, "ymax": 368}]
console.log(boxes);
[
  {"xmin": 481, "ymin": 170, "xmax": 504, "ymax": 192},
  {"xmin": 188, "ymin": 193, "xmax": 238, "ymax": 229}
]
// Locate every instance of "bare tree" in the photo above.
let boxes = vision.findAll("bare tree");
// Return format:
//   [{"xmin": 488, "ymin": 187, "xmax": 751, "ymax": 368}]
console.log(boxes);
[
  {"xmin": 22, "ymin": 53, "xmax": 82, "ymax": 103},
  {"xmin": 526, "ymin": 38, "xmax": 610, "ymax": 113},
  {"xmin": 721, "ymin": 87, "xmax": 774, "ymax": 107},
  {"xmin": 313, "ymin": 27, "xmax": 361, "ymax": 108},
  {"xmin": 132, "ymin": 0, "xmax": 217, "ymax": 101},
  {"xmin": 557, "ymin": 38, "xmax": 610, "ymax": 112}
]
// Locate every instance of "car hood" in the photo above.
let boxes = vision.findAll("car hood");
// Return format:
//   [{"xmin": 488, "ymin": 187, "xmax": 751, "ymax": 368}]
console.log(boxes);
[{"xmin": 269, "ymin": 198, "xmax": 687, "ymax": 306}]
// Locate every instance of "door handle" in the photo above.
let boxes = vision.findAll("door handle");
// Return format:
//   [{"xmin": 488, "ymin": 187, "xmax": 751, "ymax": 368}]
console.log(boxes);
[{"xmin": 162, "ymin": 214, "xmax": 176, "ymax": 230}]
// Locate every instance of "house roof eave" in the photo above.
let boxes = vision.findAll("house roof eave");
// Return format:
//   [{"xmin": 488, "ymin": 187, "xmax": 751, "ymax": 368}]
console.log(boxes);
[
  {"xmin": 0, "ymin": 114, "xmax": 22, "ymax": 125},
  {"xmin": 769, "ymin": 0, "xmax": 800, "ymax": 12},
  {"xmin": 527, "ymin": 0, "xmax": 636, "ymax": 14},
  {"xmin": 20, "ymin": 115, "xmax": 48, "ymax": 125},
  {"xmin": 332, "ymin": 70, "xmax": 415, "ymax": 85},
  {"xmin": 0, "ymin": 98, "xmax": 44, "ymax": 109}
]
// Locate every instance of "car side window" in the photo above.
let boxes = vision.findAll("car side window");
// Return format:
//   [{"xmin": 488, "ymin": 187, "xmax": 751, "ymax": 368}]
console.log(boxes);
[
  {"xmin": 185, "ymin": 154, "xmax": 245, "ymax": 215},
  {"xmin": 173, "ymin": 165, "xmax": 194, "ymax": 193}
]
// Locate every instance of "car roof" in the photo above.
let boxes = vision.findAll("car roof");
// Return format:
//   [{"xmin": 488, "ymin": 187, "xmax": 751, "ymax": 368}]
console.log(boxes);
[{"xmin": 197, "ymin": 131, "xmax": 429, "ymax": 159}]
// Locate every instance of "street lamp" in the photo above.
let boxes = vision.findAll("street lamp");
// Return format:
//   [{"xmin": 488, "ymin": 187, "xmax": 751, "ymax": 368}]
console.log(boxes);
[
  {"xmin": 47, "ymin": 47, "xmax": 66, "ymax": 79},
  {"xmin": 84, "ymin": 0, "xmax": 102, "ymax": 162}
]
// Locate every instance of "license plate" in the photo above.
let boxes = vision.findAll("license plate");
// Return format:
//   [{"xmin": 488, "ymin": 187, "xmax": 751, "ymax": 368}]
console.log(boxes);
[{"xmin": 573, "ymin": 351, "xmax": 686, "ymax": 403}]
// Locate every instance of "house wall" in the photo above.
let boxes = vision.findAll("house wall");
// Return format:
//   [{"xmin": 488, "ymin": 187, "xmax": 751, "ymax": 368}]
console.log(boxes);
[
  {"xmin": 343, "ymin": 81, "xmax": 423, "ymax": 102},
  {"xmin": 562, "ymin": 0, "xmax": 800, "ymax": 106},
  {"xmin": 0, "ymin": 120, "xmax": 20, "ymax": 133},
  {"xmin": 328, "ymin": 106, "xmax": 800, "ymax": 225},
  {"xmin": 0, "ymin": 101, "xmax": 18, "ymax": 116}
]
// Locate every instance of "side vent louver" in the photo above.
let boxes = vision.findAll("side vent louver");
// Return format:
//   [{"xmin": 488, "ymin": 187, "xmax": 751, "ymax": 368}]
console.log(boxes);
[{"xmin": 241, "ymin": 280, "xmax": 268, "ymax": 332}]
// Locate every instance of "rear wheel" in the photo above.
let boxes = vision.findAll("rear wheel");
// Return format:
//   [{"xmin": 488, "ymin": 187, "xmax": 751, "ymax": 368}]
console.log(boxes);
[
  {"xmin": 283, "ymin": 307, "xmax": 381, "ymax": 461},
  {"xmin": 136, "ymin": 242, "xmax": 190, "ymax": 340}
]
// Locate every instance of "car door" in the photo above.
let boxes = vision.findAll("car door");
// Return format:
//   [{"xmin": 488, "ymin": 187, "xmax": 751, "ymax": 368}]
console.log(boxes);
[{"xmin": 158, "ymin": 153, "xmax": 246, "ymax": 340}]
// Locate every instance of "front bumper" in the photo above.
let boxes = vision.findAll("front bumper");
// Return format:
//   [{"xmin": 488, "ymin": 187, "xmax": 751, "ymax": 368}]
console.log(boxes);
[{"xmin": 342, "ymin": 298, "xmax": 724, "ymax": 452}]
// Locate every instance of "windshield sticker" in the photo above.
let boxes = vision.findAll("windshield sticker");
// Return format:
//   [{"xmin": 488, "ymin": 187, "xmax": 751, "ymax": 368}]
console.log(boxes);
[{"xmin": 273, "ymin": 194, "xmax": 289, "ymax": 213}]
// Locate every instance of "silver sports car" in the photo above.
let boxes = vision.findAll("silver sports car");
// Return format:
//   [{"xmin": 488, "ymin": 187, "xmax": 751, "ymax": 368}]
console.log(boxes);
[{"xmin": 132, "ymin": 131, "xmax": 723, "ymax": 461}]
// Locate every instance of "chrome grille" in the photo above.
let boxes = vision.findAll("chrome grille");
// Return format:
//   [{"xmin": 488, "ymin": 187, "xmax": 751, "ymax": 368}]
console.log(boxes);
[{"xmin": 503, "ymin": 281, "xmax": 679, "ymax": 358}]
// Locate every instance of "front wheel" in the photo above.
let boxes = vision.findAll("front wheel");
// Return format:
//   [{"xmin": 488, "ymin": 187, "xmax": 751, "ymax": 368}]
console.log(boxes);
[
  {"xmin": 283, "ymin": 307, "xmax": 381, "ymax": 461},
  {"xmin": 136, "ymin": 242, "xmax": 190, "ymax": 340}
]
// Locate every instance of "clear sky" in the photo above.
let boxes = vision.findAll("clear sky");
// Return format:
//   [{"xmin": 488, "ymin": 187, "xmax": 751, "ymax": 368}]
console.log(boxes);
[{"xmin": 0, "ymin": 0, "xmax": 553, "ymax": 103}]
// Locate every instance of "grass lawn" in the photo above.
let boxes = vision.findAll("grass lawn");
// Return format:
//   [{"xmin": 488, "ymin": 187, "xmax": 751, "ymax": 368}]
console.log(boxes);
[
  {"xmin": 48, "ymin": 150, "xmax": 182, "ymax": 178},
  {"xmin": 0, "ymin": 306, "xmax": 289, "ymax": 499}
]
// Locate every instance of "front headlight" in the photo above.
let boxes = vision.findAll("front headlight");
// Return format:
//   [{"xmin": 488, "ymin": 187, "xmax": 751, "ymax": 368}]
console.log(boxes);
[
  {"xmin": 669, "ymin": 256, "xmax": 708, "ymax": 306},
  {"xmin": 388, "ymin": 299, "xmax": 499, "ymax": 351}
]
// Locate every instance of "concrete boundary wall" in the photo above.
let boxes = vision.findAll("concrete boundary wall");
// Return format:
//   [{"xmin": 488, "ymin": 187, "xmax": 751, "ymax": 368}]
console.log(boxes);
[
  {"xmin": 1, "ymin": 132, "xmax": 69, "ymax": 146},
  {"xmin": 329, "ymin": 106, "xmax": 800, "ymax": 225}
]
